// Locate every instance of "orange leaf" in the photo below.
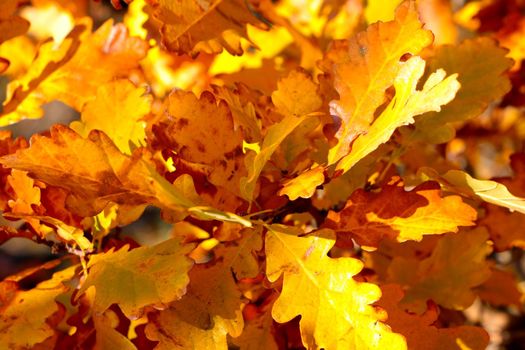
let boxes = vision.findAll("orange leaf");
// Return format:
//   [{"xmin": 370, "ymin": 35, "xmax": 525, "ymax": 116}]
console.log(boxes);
[
  {"xmin": 0, "ymin": 0, "xmax": 30, "ymax": 45},
  {"xmin": 475, "ymin": 268, "xmax": 523, "ymax": 309},
  {"xmin": 151, "ymin": 90, "xmax": 247, "ymax": 206},
  {"xmin": 1, "ymin": 19, "xmax": 148, "ymax": 125},
  {"xmin": 0, "ymin": 125, "xmax": 194, "ymax": 217},
  {"xmin": 325, "ymin": 179, "xmax": 477, "ymax": 249},
  {"xmin": 147, "ymin": 0, "xmax": 268, "ymax": 55},
  {"xmin": 378, "ymin": 284, "xmax": 489, "ymax": 350}
]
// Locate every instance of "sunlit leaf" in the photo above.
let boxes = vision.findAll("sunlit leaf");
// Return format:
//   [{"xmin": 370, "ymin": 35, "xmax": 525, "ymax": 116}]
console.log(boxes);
[{"xmin": 266, "ymin": 226, "xmax": 407, "ymax": 349}]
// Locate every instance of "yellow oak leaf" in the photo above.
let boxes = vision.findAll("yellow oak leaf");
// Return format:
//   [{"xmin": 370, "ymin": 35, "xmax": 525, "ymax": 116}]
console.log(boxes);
[
  {"xmin": 334, "ymin": 55, "xmax": 459, "ymax": 174},
  {"xmin": 78, "ymin": 237, "xmax": 194, "ymax": 318},
  {"xmin": 387, "ymin": 228, "xmax": 492, "ymax": 313},
  {"xmin": 1, "ymin": 19, "xmax": 148, "ymax": 126},
  {"xmin": 378, "ymin": 284, "xmax": 489, "ymax": 350},
  {"xmin": 424, "ymin": 168, "xmax": 525, "ymax": 215},
  {"xmin": 146, "ymin": 227, "xmax": 262, "ymax": 348},
  {"xmin": 414, "ymin": 38, "xmax": 513, "ymax": 143},
  {"xmin": 71, "ymin": 80, "xmax": 151, "ymax": 155},
  {"xmin": 321, "ymin": 1, "xmax": 433, "ymax": 167},
  {"xmin": 0, "ymin": 265, "xmax": 77, "ymax": 349},
  {"xmin": 265, "ymin": 226, "xmax": 407, "ymax": 350},
  {"xmin": 325, "ymin": 179, "xmax": 477, "ymax": 249},
  {"xmin": 279, "ymin": 166, "xmax": 325, "ymax": 201},
  {"xmin": 145, "ymin": 305, "xmax": 243, "ymax": 350},
  {"xmin": 147, "ymin": 0, "xmax": 267, "ymax": 56}
]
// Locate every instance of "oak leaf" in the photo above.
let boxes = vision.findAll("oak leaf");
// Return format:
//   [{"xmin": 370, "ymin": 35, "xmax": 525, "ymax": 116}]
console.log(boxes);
[
  {"xmin": 279, "ymin": 166, "xmax": 325, "ymax": 201},
  {"xmin": 377, "ymin": 284, "xmax": 489, "ymax": 350},
  {"xmin": 1, "ymin": 19, "xmax": 148, "ymax": 125},
  {"xmin": 152, "ymin": 90, "xmax": 247, "ymax": 206},
  {"xmin": 146, "ymin": 227, "xmax": 262, "ymax": 348},
  {"xmin": 71, "ymin": 79, "xmax": 152, "ymax": 155},
  {"xmin": 93, "ymin": 310, "xmax": 137, "ymax": 350},
  {"xmin": 271, "ymin": 69, "xmax": 323, "ymax": 118},
  {"xmin": 78, "ymin": 237, "xmax": 194, "ymax": 318},
  {"xmin": 475, "ymin": 268, "xmax": 523, "ymax": 309},
  {"xmin": 0, "ymin": 265, "xmax": 77, "ymax": 349},
  {"xmin": 321, "ymin": 1, "xmax": 433, "ymax": 168},
  {"xmin": 414, "ymin": 38, "xmax": 513, "ymax": 143},
  {"xmin": 325, "ymin": 179, "xmax": 477, "ymax": 249},
  {"xmin": 147, "ymin": 0, "xmax": 267, "ymax": 55},
  {"xmin": 241, "ymin": 70, "xmax": 323, "ymax": 201},
  {"xmin": 480, "ymin": 205, "xmax": 525, "ymax": 251},
  {"xmin": 265, "ymin": 225, "xmax": 406, "ymax": 350},
  {"xmin": 431, "ymin": 169, "xmax": 525, "ymax": 214},
  {"xmin": 145, "ymin": 305, "xmax": 243, "ymax": 350},
  {"xmin": 333, "ymin": 55, "xmax": 459, "ymax": 174},
  {"xmin": 0, "ymin": 125, "xmax": 193, "ymax": 217},
  {"xmin": 0, "ymin": 131, "xmax": 28, "ymax": 210},
  {"xmin": 387, "ymin": 228, "xmax": 492, "ymax": 313},
  {"xmin": 231, "ymin": 306, "xmax": 278, "ymax": 350},
  {"xmin": 7, "ymin": 169, "xmax": 41, "ymax": 215}
]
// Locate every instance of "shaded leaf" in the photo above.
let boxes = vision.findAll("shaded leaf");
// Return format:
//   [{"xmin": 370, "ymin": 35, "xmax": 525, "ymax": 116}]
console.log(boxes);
[
  {"xmin": 271, "ymin": 69, "xmax": 323, "ymax": 117},
  {"xmin": 231, "ymin": 306, "xmax": 278, "ymax": 350},
  {"xmin": 475, "ymin": 268, "xmax": 523, "ymax": 309},
  {"xmin": 147, "ymin": 0, "xmax": 267, "ymax": 55},
  {"xmin": 78, "ymin": 237, "xmax": 194, "ymax": 318},
  {"xmin": 387, "ymin": 228, "xmax": 492, "ymax": 313},
  {"xmin": 378, "ymin": 284, "xmax": 489, "ymax": 350},
  {"xmin": 414, "ymin": 37, "xmax": 513, "ymax": 143}
]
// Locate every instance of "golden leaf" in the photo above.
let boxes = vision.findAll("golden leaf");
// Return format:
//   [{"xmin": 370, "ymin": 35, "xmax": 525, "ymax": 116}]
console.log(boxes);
[{"xmin": 266, "ymin": 226, "xmax": 407, "ymax": 349}]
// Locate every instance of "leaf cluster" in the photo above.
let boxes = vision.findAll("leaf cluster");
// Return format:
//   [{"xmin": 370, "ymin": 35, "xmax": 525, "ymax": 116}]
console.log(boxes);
[{"xmin": 0, "ymin": 0, "xmax": 524, "ymax": 349}]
